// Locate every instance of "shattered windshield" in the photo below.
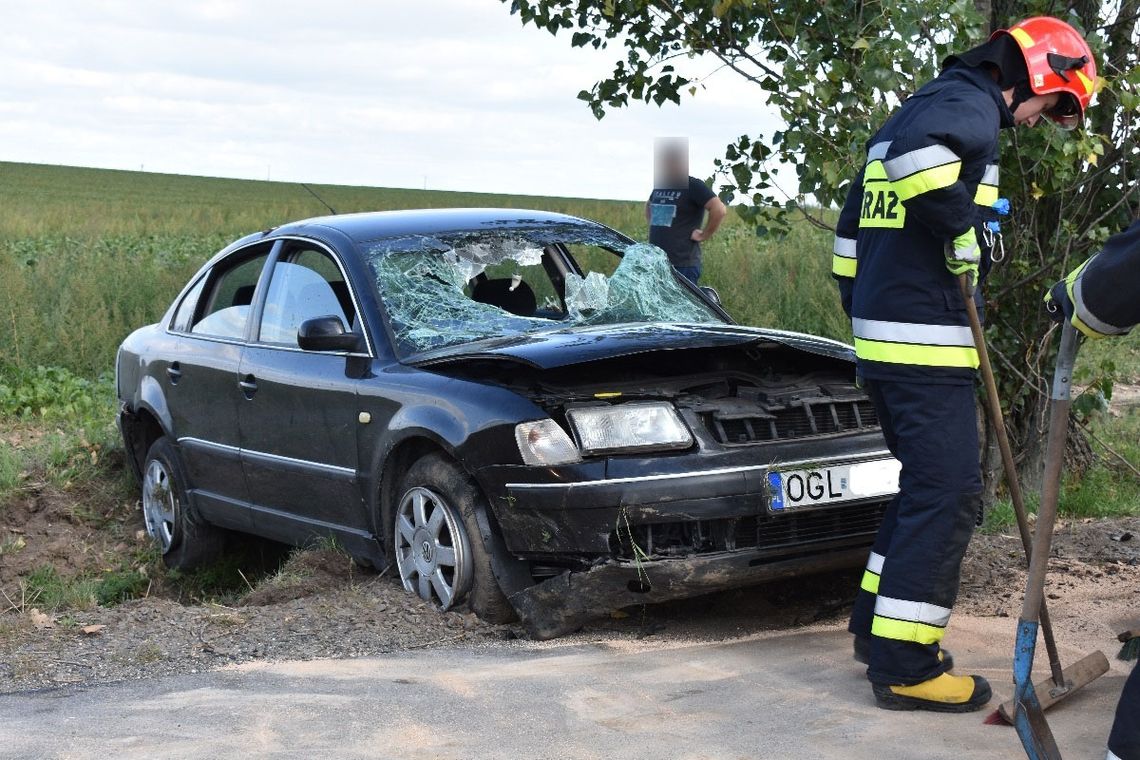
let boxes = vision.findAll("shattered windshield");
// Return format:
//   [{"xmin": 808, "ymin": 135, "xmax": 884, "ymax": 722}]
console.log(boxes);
[{"xmin": 363, "ymin": 229, "xmax": 724, "ymax": 356}]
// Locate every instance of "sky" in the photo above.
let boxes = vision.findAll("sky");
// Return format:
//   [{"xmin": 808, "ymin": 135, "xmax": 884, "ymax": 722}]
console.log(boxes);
[{"xmin": 0, "ymin": 0, "xmax": 783, "ymax": 201}]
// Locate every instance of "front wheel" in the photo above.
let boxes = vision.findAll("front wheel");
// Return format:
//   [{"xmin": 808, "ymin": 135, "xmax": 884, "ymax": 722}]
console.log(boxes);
[
  {"xmin": 141, "ymin": 437, "xmax": 226, "ymax": 570},
  {"xmin": 393, "ymin": 454, "xmax": 515, "ymax": 623}
]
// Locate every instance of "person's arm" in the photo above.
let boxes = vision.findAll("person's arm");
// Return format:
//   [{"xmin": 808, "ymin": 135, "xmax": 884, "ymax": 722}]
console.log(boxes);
[
  {"xmin": 691, "ymin": 197, "xmax": 727, "ymax": 242},
  {"xmin": 882, "ymin": 94, "xmax": 993, "ymax": 276},
  {"xmin": 1046, "ymin": 219, "xmax": 1140, "ymax": 338},
  {"xmin": 832, "ymin": 165, "xmax": 865, "ymax": 318}
]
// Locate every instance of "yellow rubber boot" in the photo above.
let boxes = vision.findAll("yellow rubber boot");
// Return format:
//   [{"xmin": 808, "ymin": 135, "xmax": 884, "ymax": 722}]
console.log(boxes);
[{"xmin": 872, "ymin": 673, "xmax": 992, "ymax": 713}]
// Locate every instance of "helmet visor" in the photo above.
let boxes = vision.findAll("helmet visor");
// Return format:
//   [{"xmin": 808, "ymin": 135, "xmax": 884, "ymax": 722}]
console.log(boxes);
[{"xmin": 1045, "ymin": 94, "xmax": 1082, "ymax": 130}]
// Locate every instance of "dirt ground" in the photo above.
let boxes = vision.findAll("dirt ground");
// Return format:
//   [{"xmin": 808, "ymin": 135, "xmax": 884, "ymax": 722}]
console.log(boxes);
[{"xmin": 2, "ymin": 473, "xmax": 1137, "ymax": 694}]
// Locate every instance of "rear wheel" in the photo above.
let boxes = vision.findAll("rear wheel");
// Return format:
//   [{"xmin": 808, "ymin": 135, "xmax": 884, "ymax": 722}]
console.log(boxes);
[
  {"xmin": 394, "ymin": 454, "xmax": 515, "ymax": 623},
  {"xmin": 141, "ymin": 437, "xmax": 226, "ymax": 570}
]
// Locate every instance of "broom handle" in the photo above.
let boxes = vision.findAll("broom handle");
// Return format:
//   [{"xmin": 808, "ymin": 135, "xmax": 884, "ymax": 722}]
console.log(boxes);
[{"xmin": 958, "ymin": 275, "xmax": 1066, "ymax": 687}]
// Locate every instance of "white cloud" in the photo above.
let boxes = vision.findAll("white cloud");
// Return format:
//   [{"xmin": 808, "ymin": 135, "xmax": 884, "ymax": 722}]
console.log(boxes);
[{"xmin": 0, "ymin": 0, "xmax": 786, "ymax": 201}]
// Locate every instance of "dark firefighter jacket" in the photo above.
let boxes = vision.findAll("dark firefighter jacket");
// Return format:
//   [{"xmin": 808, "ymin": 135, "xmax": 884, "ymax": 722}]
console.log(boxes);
[
  {"xmin": 832, "ymin": 64, "xmax": 1014, "ymax": 384},
  {"xmin": 1048, "ymin": 219, "xmax": 1140, "ymax": 337}
]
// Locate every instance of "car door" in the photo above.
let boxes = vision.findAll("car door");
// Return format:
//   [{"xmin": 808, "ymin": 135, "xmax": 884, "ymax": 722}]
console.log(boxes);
[
  {"xmin": 167, "ymin": 242, "xmax": 275, "ymax": 529},
  {"xmin": 238, "ymin": 239, "xmax": 370, "ymax": 544}
]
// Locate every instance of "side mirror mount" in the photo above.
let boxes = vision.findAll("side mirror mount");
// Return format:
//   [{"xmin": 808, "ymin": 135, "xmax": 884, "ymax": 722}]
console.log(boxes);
[
  {"xmin": 700, "ymin": 286, "xmax": 723, "ymax": 306},
  {"xmin": 297, "ymin": 315, "xmax": 363, "ymax": 353}
]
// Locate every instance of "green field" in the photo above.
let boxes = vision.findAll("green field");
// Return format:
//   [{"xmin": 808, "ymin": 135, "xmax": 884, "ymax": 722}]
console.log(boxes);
[
  {"xmin": 0, "ymin": 161, "xmax": 849, "ymax": 378},
  {"xmin": 0, "ymin": 159, "xmax": 1136, "ymax": 593}
]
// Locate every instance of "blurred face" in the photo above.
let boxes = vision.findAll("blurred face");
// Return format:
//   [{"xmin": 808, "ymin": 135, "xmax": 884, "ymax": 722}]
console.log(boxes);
[
  {"xmin": 1008, "ymin": 91, "xmax": 1062, "ymax": 127},
  {"xmin": 654, "ymin": 138, "xmax": 689, "ymax": 188}
]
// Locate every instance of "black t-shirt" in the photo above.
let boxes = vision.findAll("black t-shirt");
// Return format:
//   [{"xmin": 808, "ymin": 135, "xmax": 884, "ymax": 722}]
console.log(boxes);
[{"xmin": 648, "ymin": 176, "xmax": 716, "ymax": 267}]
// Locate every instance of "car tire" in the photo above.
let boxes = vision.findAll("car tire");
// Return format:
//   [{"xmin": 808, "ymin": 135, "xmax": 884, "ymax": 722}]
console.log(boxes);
[
  {"xmin": 141, "ymin": 437, "xmax": 227, "ymax": 571},
  {"xmin": 394, "ymin": 453, "xmax": 515, "ymax": 624}
]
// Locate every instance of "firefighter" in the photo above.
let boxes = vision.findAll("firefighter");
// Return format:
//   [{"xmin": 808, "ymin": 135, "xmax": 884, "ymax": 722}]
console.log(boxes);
[
  {"xmin": 832, "ymin": 17, "xmax": 1097, "ymax": 711},
  {"xmin": 1045, "ymin": 221, "xmax": 1140, "ymax": 760}
]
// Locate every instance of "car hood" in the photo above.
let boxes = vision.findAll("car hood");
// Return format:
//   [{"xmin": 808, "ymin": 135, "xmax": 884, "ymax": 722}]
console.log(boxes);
[{"xmin": 406, "ymin": 323, "xmax": 854, "ymax": 370}]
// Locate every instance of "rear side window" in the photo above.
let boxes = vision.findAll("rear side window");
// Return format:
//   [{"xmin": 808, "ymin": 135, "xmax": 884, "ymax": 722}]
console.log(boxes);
[
  {"xmin": 190, "ymin": 249, "xmax": 271, "ymax": 340},
  {"xmin": 257, "ymin": 246, "xmax": 354, "ymax": 347}
]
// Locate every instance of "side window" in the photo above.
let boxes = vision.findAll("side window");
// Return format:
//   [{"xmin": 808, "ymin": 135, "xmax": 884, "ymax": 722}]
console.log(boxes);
[
  {"xmin": 190, "ymin": 249, "xmax": 271, "ymax": 340},
  {"xmin": 257, "ymin": 246, "xmax": 354, "ymax": 348},
  {"xmin": 170, "ymin": 275, "xmax": 207, "ymax": 333}
]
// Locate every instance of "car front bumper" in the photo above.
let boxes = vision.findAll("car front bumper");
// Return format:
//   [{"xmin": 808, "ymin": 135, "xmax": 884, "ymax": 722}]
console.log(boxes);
[
  {"xmin": 478, "ymin": 436, "xmax": 896, "ymax": 556},
  {"xmin": 508, "ymin": 543, "xmax": 872, "ymax": 639}
]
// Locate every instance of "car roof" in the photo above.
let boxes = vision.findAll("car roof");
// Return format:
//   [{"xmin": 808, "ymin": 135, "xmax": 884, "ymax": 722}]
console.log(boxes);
[{"xmin": 268, "ymin": 208, "xmax": 624, "ymax": 244}]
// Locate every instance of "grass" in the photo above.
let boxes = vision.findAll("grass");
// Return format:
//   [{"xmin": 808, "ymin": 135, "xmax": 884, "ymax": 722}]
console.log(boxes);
[{"xmin": 0, "ymin": 159, "xmax": 1134, "ymax": 610}]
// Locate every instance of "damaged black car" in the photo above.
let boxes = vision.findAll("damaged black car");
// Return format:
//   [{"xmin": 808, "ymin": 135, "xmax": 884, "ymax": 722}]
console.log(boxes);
[{"xmin": 116, "ymin": 209, "xmax": 899, "ymax": 638}]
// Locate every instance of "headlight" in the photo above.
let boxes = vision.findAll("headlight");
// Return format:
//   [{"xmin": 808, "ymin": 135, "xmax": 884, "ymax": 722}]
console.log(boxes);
[
  {"xmin": 515, "ymin": 419, "xmax": 582, "ymax": 466},
  {"xmin": 566, "ymin": 402, "xmax": 693, "ymax": 455}
]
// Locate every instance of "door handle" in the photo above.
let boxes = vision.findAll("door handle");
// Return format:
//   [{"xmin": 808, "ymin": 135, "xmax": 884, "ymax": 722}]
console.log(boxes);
[
  {"xmin": 238, "ymin": 374, "xmax": 258, "ymax": 400},
  {"xmin": 166, "ymin": 362, "xmax": 182, "ymax": 384}
]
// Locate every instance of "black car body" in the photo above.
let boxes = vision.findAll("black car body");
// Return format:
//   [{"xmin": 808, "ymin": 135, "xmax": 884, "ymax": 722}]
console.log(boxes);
[{"xmin": 116, "ymin": 209, "xmax": 898, "ymax": 637}]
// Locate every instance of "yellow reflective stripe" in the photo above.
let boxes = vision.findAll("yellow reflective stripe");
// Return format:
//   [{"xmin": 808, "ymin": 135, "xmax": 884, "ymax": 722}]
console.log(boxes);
[
  {"xmin": 832, "ymin": 255, "xmax": 858, "ymax": 278},
  {"xmin": 1075, "ymin": 70, "xmax": 1094, "ymax": 95},
  {"xmin": 1009, "ymin": 27, "xmax": 1035, "ymax": 48},
  {"xmin": 1069, "ymin": 313, "xmax": 1105, "ymax": 339},
  {"xmin": 892, "ymin": 162, "xmax": 962, "ymax": 202},
  {"xmin": 861, "ymin": 569, "xmax": 881, "ymax": 594},
  {"xmin": 974, "ymin": 184, "xmax": 999, "ymax": 206},
  {"xmin": 863, "ymin": 160, "xmax": 888, "ymax": 182},
  {"xmin": 854, "ymin": 338, "xmax": 980, "ymax": 369},
  {"xmin": 872, "ymin": 615, "xmax": 946, "ymax": 645}
]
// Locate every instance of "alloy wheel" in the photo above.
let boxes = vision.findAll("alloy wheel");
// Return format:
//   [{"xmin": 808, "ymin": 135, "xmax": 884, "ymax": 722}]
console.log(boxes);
[
  {"xmin": 394, "ymin": 486, "xmax": 472, "ymax": 610},
  {"xmin": 142, "ymin": 458, "xmax": 177, "ymax": 552}
]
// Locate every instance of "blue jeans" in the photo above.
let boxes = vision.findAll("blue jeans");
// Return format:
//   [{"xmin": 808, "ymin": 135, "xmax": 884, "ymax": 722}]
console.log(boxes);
[{"xmin": 675, "ymin": 265, "xmax": 701, "ymax": 284}]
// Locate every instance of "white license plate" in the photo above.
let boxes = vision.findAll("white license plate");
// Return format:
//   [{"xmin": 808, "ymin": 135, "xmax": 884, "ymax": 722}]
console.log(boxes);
[{"xmin": 767, "ymin": 458, "xmax": 900, "ymax": 513}]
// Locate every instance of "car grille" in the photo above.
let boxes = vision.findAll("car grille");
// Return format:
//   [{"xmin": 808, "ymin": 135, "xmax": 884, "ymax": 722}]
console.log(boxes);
[
  {"xmin": 607, "ymin": 499, "xmax": 889, "ymax": 561},
  {"xmin": 708, "ymin": 399, "xmax": 879, "ymax": 445}
]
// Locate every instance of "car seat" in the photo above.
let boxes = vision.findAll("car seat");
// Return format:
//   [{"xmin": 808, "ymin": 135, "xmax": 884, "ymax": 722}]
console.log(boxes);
[{"xmin": 471, "ymin": 278, "xmax": 537, "ymax": 317}]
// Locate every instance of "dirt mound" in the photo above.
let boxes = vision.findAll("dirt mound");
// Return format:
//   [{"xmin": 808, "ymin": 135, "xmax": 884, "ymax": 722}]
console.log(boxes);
[
  {"xmin": 0, "ymin": 481, "xmax": 141, "ymax": 593},
  {"xmin": 239, "ymin": 548, "xmax": 363, "ymax": 607}
]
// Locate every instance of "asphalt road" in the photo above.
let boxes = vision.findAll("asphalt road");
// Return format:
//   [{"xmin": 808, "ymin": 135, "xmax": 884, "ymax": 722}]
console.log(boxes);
[{"xmin": 0, "ymin": 617, "xmax": 1127, "ymax": 760}]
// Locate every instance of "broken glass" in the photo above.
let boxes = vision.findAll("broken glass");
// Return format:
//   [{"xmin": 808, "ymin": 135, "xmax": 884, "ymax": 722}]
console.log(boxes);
[{"xmin": 366, "ymin": 232, "xmax": 722, "ymax": 356}]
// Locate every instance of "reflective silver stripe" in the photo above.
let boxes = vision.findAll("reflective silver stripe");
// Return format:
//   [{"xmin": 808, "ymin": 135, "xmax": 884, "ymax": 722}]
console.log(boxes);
[
  {"xmin": 980, "ymin": 164, "xmax": 999, "ymax": 185},
  {"xmin": 1107, "ymin": 749, "xmax": 1123, "ymax": 760},
  {"xmin": 852, "ymin": 318, "xmax": 974, "ymax": 347},
  {"xmin": 1073, "ymin": 269, "xmax": 1129, "ymax": 335},
  {"xmin": 882, "ymin": 144, "xmax": 961, "ymax": 181},
  {"xmin": 833, "ymin": 236, "xmax": 857, "ymax": 259},
  {"xmin": 874, "ymin": 595, "xmax": 952, "ymax": 627},
  {"xmin": 867, "ymin": 141, "xmax": 891, "ymax": 162},
  {"xmin": 866, "ymin": 551, "xmax": 885, "ymax": 574}
]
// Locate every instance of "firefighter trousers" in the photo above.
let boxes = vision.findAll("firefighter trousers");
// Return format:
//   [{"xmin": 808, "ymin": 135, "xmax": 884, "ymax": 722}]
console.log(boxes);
[{"xmin": 848, "ymin": 378, "xmax": 983, "ymax": 685}]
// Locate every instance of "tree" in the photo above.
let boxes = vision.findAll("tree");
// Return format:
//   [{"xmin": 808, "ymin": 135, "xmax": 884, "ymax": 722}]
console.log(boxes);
[{"xmin": 504, "ymin": 0, "xmax": 1140, "ymax": 491}]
